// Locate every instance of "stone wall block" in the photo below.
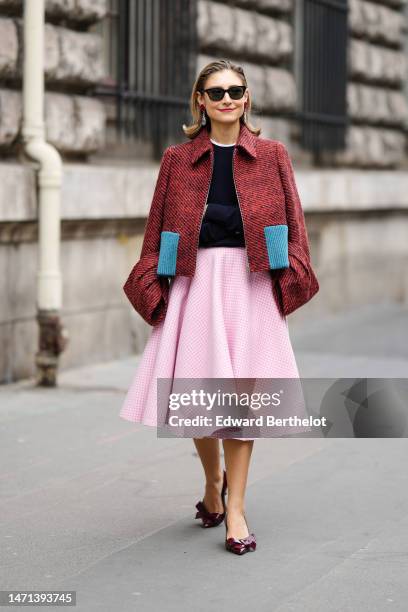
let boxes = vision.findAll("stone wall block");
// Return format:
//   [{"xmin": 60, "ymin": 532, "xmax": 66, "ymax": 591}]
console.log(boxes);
[
  {"xmin": 349, "ymin": 39, "xmax": 407, "ymax": 84},
  {"xmin": 382, "ymin": 47, "xmax": 407, "ymax": 83},
  {"xmin": 348, "ymin": 83, "xmax": 408, "ymax": 125},
  {"xmin": 264, "ymin": 66, "xmax": 297, "ymax": 111},
  {"xmin": 72, "ymin": 0, "xmax": 108, "ymax": 21},
  {"xmin": 9, "ymin": 19, "xmax": 106, "ymax": 85},
  {"xmin": 44, "ymin": 92, "xmax": 105, "ymax": 152},
  {"xmin": 331, "ymin": 125, "xmax": 405, "ymax": 167},
  {"xmin": 45, "ymin": 0, "xmax": 107, "ymax": 22},
  {"xmin": 44, "ymin": 22, "xmax": 60, "ymax": 75},
  {"xmin": 349, "ymin": 0, "xmax": 365, "ymax": 36},
  {"xmin": 198, "ymin": 0, "xmax": 292, "ymax": 62},
  {"xmin": 388, "ymin": 90, "xmax": 408, "ymax": 124},
  {"xmin": 201, "ymin": 1, "xmax": 235, "ymax": 49},
  {"xmin": 0, "ymin": 89, "xmax": 105, "ymax": 153},
  {"xmin": 197, "ymin": 1, "xmax": 211, "ymax": 42},
  {"xmin": 73, "ymin": 95, "xmax": 106, "ymax": 152},
  {"xmin": 0, "ymin": 18, "xmax": 18, "ymax": 77},
  {"xmin": 44, "ymin": 92, "xmax": 77, "ymax": 150},
  {"xmin": 239, "ymin": 59, "xmax": 265, "ymax": 108},
  {"xmin": 233, "ymin": 7, "xmax": 257, "ymax": 56},
  {"xmin": 359, "ymin": 86, "xmax": 389, "ymax": 123},
  {"xmin": 0, "ymin": 0, "xmax": 108, "ymax": 21},
  {"xmin": 54, "ymin": 27, "xmax": 105, "ymax": 84},
  {"xmin": 0, "ymin": 89, "xmax": 20, "ymax": 146},
  {"xmin": 350, "ymin": 0, "xmax": 405, "ymax": 46},
  {"xmin": 255, "ymin": 12, "xmax": 292, "ymax": 60}
]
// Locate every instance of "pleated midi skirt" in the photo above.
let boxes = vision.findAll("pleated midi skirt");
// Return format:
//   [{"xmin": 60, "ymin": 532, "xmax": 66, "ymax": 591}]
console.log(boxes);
[{"xmin": 119, "ymin": 246, "xmax": 302, "ymax": 440}]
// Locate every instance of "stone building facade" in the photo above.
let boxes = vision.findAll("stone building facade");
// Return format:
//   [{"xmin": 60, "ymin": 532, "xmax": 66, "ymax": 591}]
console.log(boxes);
[{"xmin": 1, "ymin": 0, "xmax": 408, "ymax": 382}]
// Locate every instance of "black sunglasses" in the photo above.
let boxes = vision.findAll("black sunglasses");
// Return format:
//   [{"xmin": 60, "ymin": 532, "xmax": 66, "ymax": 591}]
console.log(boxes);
[{"xmin": 200, "ymin": 85, "xmax": 247, "ymax": 102}]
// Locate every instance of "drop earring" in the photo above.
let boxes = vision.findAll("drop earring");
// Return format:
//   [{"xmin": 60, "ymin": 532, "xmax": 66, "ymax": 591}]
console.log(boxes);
[
  {"xmin": 200, "ymin": 105, "xmax": 207, "ymax": 126},
  {"xmin": 243, "ymin": 103, "xmax": 248, "ymax": 123}
]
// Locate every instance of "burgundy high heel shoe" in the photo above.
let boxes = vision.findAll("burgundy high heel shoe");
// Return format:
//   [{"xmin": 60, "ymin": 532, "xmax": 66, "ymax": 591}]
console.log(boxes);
[
  {"xmin": 224, "ymin": 511, "xmax": 257, "ymax": 555},
  {"xmin": 195, "ymin": 469, "xmax": 227, "ymax": 528}
]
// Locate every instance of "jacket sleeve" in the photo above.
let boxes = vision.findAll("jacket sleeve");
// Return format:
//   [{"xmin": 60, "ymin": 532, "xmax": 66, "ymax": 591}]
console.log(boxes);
[
  {"xmin": 139, "ymin": 145, "xmax": 174, "ymax": 260},
  {"xmin": 123, "ymin": 145, "xmax": 174, "ymax": 326},
  {"xmin": 274, "ymin": 141, "xmax": 319, "ymax": 316}
]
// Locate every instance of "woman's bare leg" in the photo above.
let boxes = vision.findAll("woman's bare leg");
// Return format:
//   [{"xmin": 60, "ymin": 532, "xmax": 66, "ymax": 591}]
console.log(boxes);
[
  {"xmin": 193, "ymin": 437, "xmax": 224, "ymax": 514},
  {"xmin": 222, "ymin": 439, "xmax": 254, "ymax": 539}
]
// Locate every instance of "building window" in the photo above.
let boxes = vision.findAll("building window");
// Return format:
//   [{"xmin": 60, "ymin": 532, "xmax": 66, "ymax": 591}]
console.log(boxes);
[
  {"xmin": 92, "ymin": 0, "xmax": 198, "ymax": 159},
  {"xmin": 297, "ymin": 0, "xmax": 349, "ymax": 156}
]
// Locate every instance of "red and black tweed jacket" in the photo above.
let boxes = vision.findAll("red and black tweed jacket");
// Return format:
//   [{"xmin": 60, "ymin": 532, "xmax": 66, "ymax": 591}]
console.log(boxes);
[{"xmin": 124, "ymin": 122, "xmax": 319, "ymax": 325}]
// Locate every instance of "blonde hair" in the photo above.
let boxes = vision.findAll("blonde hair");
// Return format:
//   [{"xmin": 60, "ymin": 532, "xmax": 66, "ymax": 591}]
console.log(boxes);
[{"xmin": 182, "ymin": 59, "xmax": 261, "ymax": 139}]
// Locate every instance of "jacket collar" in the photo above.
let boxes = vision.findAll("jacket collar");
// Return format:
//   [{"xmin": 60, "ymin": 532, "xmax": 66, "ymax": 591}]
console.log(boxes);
[{"xmin": 191, "ymin": 122, "xmax": 258, "ymax": 165}]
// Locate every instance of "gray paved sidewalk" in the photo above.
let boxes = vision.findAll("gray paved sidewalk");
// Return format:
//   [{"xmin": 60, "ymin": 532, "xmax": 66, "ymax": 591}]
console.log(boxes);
[{"xmin": 1, "ymin": 302, "xmax": 407, "ymax": 611}]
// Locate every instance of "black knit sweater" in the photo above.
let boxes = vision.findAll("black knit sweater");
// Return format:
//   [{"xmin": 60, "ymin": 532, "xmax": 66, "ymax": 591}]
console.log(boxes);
[{"xmin": 198, "ymin": 140, "xmax": 245, "ymax": 247}]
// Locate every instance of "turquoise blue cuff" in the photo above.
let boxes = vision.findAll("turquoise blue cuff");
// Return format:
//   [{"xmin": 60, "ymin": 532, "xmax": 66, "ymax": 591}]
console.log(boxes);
[
  {"xmin": 264, "ymin": 224, "xmax": 289, "ymax": 269},
  {"xmin": 157, "ymin": 231, "xmax": 179, "ymax": 276}
]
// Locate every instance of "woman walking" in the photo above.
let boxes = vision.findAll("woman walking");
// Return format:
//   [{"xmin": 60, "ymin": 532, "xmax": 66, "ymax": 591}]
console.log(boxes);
[{"xmin": 120, "ymin": 59, "xmax": 319, "ymax": 555}]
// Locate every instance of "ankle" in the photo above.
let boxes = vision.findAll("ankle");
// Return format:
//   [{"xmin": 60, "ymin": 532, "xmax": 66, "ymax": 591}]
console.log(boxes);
[
  {"xmin": 226, "ymin": 504, "xmax": 245, "ymax": 516},
  {"xmin": 205, "ymin": 470, "xmax": 224, "ymax": 488}
]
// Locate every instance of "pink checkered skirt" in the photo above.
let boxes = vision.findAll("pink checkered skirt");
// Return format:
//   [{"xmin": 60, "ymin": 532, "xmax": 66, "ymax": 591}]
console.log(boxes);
[{"xmin": 119, "ymin": 246, "xmax": 302, "ymax": 440}]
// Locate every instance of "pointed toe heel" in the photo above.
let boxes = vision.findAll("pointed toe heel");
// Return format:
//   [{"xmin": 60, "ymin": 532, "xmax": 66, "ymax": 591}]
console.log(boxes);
[
  {"xmin": 224, "ymin": 512, "xmax": 256, "ymax": 555},
  {"xmin": 194, "ymin": 469, "xmax": 227, "ymax": 528}
]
